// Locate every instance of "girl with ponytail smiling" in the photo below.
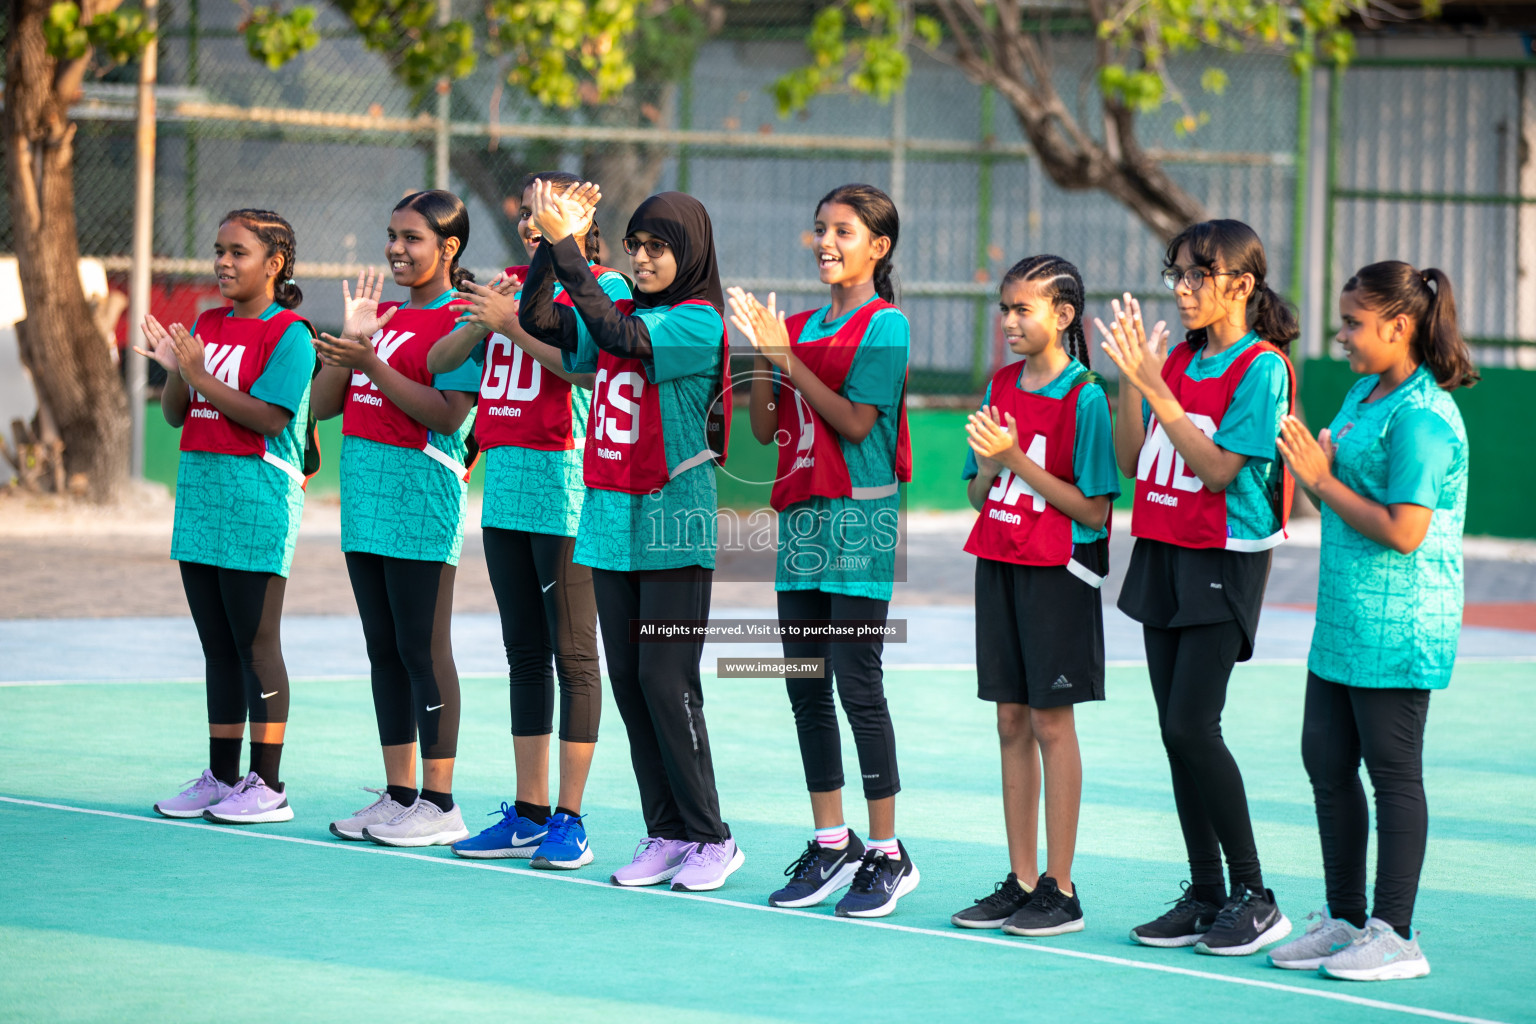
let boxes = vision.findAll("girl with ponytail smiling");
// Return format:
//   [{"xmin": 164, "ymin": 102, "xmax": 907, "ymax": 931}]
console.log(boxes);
[
  {"xmin": 1267, "ymin": 263, "xmax": 1474, "ymax": 981},
  {"xmin": 1100, "ymin": 219, "xmax": 1298, "ymax": 957},
  {"xmin": 728, "ymin": 184, "xmax": 916, "ymax": 918}
]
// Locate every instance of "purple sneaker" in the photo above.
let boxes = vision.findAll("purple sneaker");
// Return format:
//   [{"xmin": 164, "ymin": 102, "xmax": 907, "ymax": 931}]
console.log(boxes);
[
  {"xmin": 154, "ymin": 769, "xmax": 234, "ymax": 819},
  {"xmin": 671, "ymin": 838, "xmax": 745, "ymax": 892},
  {"xmin": 203, "ymin": 772, "xmax": 294, "ymax": 824},
  {"xmin": 610, "ymin": 837, "xmax": 694, "ymax": 887}
]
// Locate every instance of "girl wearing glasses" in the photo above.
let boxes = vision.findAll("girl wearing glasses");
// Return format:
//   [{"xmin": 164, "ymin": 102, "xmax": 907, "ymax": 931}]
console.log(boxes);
[
  {"xmin": 518, "ymin": 184, "xmax": 742, "ymax": 893},
  {"xmin": 728, "ymin": 184, "xmax": 916, "ymax": 918},
  {"xmin": 1268, "ymin": 263, "xmax": 1474, "ymax": 981},
  {"xmin": 1098, "ymin": 219, "xmax": 1297, "ymax": 957},
  {"xmin": 314, "ymin": 190, "xmax": 483, "ymax": 849},
  {"xmin": 426, "ymin": 172, "xmax": 628, "ymax": 870}
]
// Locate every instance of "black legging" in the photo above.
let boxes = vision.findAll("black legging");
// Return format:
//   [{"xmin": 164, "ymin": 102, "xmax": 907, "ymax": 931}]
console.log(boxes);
[
  {"xmin": 1302, "ymin": 672, "xmax": 1430, "ymax": 930},
  {"xmin": 345, "ymin": 553, "xmax": 461, "ymax": 759},
  {"xmin": 592, "ymin": 565, "xmax": 728, "ymax": 844},
  {"xmin": 483, "ymin": 527, "xmax": 601, "ymax": 743},
  {"xmin": 1144, "ymin": 620, "xmax": 1263, "ymax": 892},
  {"xmin": 179, "ymin": 562, "xmax": 289, "ymax": 725},
  {"xmin": 777, "ymin": 589, "xmax": 900, "ymax": 800}
]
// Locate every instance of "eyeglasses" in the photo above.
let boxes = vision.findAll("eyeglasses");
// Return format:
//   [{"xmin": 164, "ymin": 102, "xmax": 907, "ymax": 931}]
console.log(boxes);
[
  {"xmin": 1161, "ymin": 266, "xmax": 1238, "ymax": 292},
  {"xmin": 622, "ymin": 236, "xmax": 670, "ymax": 258}
]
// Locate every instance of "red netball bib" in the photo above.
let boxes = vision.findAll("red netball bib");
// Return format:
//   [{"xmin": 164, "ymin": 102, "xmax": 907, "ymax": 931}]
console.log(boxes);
[
  {"xmin": 1132, "ymin": 339, "xmax": 1295, "ymax": 551},
  {"xmin": 581, "ymin": 298, "xmax": 731, "ymax": 496},
  {"xmin": 769, "ymin": 299, "xmax": 912, "ymax": 512},
  {"xmin": 964, "ymin": 363, "xmax": 1109, "ymax": 584},
  {"xmin": 342, "ymin": 304, "xmax": 460, "ymax": 450}
]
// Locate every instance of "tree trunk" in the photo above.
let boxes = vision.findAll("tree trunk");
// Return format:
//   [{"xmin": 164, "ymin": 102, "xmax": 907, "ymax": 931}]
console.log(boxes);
[{"xmin": 5, "ymin": 0, "xmax": 131, "ymax": 502}]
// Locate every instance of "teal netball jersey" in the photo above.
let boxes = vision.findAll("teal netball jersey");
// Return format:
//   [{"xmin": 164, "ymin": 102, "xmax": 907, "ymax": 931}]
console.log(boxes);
[
  {"xmin": 1309, "ymin": 366, "xmax": 1467, "ymax": 690},
  {"xmin": 962, "ymin": 357, "xmax": 1121, "ymax": 545},
  {"xmin": 775, "ymin": 301, "xmax": 909, "ymax": 600},
  {"xmin": 339, "ymin": 290, "xmax": 483, "ymax": 566},
  {"xmin": 1141, "ymin": 333, "xmax": 1289, "ymax": 542},
  {"xmin": 171, "ymin": 304, "xmax": 314, "ymax": 576},
  {"xmin": 479, "ymin": 269, "xmax": 631, "ymax": 537},
  {"xmin": 563, "ymin": 300, "xmax": 722, "ymax": 572}
]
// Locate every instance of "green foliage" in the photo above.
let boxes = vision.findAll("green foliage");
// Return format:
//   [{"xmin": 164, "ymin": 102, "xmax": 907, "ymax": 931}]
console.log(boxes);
[
  {"xmin": 43, "ymin": 2, "xmax": 155, "ymax": 65},
  {"xmin": 771, "ymin": 0, "xmax": 937, "ymax": 116},
  {"xmin": 242, "ymin": 6, "xmax": 320, "ymax": 70},
  {"xmin": 328, "ymin": 0, "xmax": 476, "ymax": 98}
]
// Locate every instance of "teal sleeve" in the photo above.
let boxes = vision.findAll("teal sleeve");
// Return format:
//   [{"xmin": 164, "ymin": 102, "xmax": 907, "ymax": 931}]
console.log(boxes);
[
  {"xmin": 642, "ymin": 303, "xmax": 723, "ymax": 384},
  {"xmin": 843, "ymin": 309, "xmax": 910, "ymax": 413},
  {"xmin": 1073, "ymin": 383, "xmax": 1121, "ymax": 498},
  {"xmin": 469, "ymin": 338, "xmax": 487, "ymax": 364},
  {"xmin": 432, "ymin": 349, "xmax": 483, "ymax": 392},
  {"xmin": 1384, "ymin": 409, "xmax": 1459, "ymax": 508},
  {"xmin": 961, "ymin": 382, "xmax": 993, "ymax": 481},
  {"xmin": 1212, "ymin": 351, "xmax": 1288, "ymax": 460},
  {"xmin": 249, "ymin": 323, "xmax": 316, "ymax": 414},
  {"xmin": 598, "ymin": 271, "xmax": 633, "ymax": 303},
  {"xmin": 564, "ymin": 326, "xmax": 599, "ymax": 374}
]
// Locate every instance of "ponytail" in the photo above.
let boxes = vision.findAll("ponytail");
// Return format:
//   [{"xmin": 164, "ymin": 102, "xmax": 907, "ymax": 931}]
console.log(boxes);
[
  {"xmin": 1165, "ymin": 219, "xmax": 1296, "ymax": 353},
  {"xmin": 220, "ymin": 208, "xmax": 302, "ymax": 310},
  {"xmin": 1343, "ymin": 262, "xmax": 1479, "ymax": 391},
  {"xmin": 1001, "ymin": 253, "xmax": 1090, "ymax": 368},
  {"xmin": 816, "ymin": 183, "xmax": 900, "ymax": 306}
]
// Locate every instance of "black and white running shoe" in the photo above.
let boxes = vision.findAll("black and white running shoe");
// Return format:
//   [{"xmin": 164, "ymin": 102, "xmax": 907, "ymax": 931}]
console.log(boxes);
[
  {"xmin": 833, "ymin": 843, "xmax": 920, "ymax": 918},
  {"xmin": 1194, "ymin": 883, "xmax": 1292, "ymax": 956},
  {"xmin": 1130, "ymin": 881, "xmax": 1223, "ymax": 947},
  {"xmin": 768, "ymin": 836, "xmax": 866, "ymax": 908},
  {"xmin": 950, "ymin": 872, "xmax": 1033, "ymax": 929},
  {"xmin": 1001, "ymin": 875, "xmax": 1084, "ymax": 937}
]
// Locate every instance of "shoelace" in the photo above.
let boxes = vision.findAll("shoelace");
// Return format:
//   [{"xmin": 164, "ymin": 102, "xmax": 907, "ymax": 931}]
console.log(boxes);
[
  {"xmin": 784, "ymin": 842, "xmax": 822, "ymax": 880},
  {"xmin": 631, "ymin": 836, "xmax": 666, "ymax": 861},
  {"xmin": 687, "ymin": 841, "xmax": 730, "ymax": 866},
  {"xmin": 848, "ymin": 850, "xmax": 890, "ymax": 892},
  {"xmin": 1211, "ymin": 888, "xmax": 1257, "ymax": 931},
  {"xmin": 1154, "ymin": 881, "xmax": 1212, "ymax": 923},
  {"xmin": 1031, "ymin": 883, "xmax": 1071, "ymax": 914},
  {"xmin": 486, "ymin": 802, "xmax": 519, "ymax": 826},
  {"xmin": 974, "ymin": 877, "xmax": 1027, "ymax": 912},
  {"xmin": 1299, "ymin": 909, "xmax": 1331, "ymax": 935},
  {"xmin": 179, "ymin": 772, "xmax": 221, "ymax": 796},
  {"xmin": 352, "ymin": 786, "xmax": 387, "ymax": 815},
  {"xmin": 544, "ymin": 815, "xmax": 583, "ymax": 845}
]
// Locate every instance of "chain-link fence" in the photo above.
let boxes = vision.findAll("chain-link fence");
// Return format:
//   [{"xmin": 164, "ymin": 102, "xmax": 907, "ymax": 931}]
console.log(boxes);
[{"xmin": 1, "ymin": 1, "xmax": 1315, "ymax": 393}]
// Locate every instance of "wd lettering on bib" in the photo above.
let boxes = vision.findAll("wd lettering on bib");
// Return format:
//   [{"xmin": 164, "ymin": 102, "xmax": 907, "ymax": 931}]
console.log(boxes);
[{"xmin": 1136, "ymin": 413, "xmax": 1217, "ymax": 494}]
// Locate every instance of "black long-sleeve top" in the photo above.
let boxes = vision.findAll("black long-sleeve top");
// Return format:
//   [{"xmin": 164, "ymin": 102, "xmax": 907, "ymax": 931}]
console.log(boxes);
[{"xmin": 517, "ymin": 235, "xmax": 653, "ymax": 360}]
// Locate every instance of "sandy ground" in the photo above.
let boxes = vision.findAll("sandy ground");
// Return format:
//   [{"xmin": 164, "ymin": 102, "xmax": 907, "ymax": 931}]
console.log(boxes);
[{"xmin": 4, "ymin": 484, "xmax": 1535, "ymax": 621}]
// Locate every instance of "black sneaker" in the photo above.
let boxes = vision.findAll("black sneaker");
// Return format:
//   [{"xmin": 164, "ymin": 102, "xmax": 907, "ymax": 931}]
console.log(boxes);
[
  {"xmin": 1194, "ymin": 883, "xmax": 1292, "ymax": 956},
  {"xmin": 1130, "ymin": 881, "xmax": 1223, "ymax": 947},
  {"xmin": 1001, "ymin": 875, "xmax": 1084, "ymax": 936},
  {"xmin": 950, "ymin": 872, "xmax": 1032, "ymax": 929},
  {"xmin": 833, "ymin": 842, "xmax": 920, "ymax": 918},
  {"xmin": 768, "ymin": 836, "xmax": 866, "ymax": 908}
]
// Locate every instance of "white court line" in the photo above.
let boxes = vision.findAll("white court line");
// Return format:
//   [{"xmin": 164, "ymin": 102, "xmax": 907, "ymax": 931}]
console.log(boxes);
[{"xmin": 0, "ymin": 795, "xmax": 1508, "ymax": 1024}]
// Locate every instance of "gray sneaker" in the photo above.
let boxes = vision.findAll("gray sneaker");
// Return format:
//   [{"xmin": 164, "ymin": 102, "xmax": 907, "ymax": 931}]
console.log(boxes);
[
  {"xmin": 364, "ymin": 798, "xmax": 470, "ymax": 848},
  {"xmin": 329, "ymin": 787, "xmax": 410, "ymax": 841},
  {"xmin": 1318, "ymin": 919, "xmax": 1430, "ymax": 981},
  {"xmin": 1268, "ymin": 910, "xmax": 1362, "ymax": 970}
]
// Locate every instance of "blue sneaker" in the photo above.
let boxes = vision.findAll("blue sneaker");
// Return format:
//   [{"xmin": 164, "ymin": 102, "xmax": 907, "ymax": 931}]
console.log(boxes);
[
  {"xmin": 834, "ymin": 842, "xmax": 920, "ymax": 918},
  {"xmin": 531, "ymin": 812, "xmax": 594, "ymax": 870},
  {"xmin": 450, "ymin": 802, "xmax": 547, "ymax": 859}
]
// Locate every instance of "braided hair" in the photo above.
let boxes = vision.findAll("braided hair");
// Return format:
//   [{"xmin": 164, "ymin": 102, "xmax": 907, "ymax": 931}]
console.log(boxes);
[
  {"xmin": 220, "ymin": 209, "xmax": 302, "ymax": 309},
  {"xmin": 1001, "ymin": 254, "xmax": 1089, "ymax": 367}
]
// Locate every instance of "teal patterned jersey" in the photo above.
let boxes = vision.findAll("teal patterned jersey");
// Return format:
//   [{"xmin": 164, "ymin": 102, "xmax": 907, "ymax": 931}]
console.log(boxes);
[
  {"xmin": 170, "ymin": 306, "xmax": 313, "ymax": 576},
  {"xmin": 339, "ymin": 291, "xmax": 482, "ymax": 565},
  {"xmin": 480, "ymin": 270, "xmax": 629, "ymax": 536},
  {"xmin": 774, "ymin": 301, "xmax": 909, "ymax": 599},
  {"xmin": 564, "ymin": 301, "xmax": 722, "ymax": 572},
  {"xmin": 1309, "ymin": 366, "xmax": 1467, "ymax": 690}
]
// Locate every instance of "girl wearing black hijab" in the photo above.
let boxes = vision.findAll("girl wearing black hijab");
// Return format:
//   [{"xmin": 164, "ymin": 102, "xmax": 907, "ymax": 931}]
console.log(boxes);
[{"xmin": 519, "ymin": 182, "xmax": 742, "ymax": 892}]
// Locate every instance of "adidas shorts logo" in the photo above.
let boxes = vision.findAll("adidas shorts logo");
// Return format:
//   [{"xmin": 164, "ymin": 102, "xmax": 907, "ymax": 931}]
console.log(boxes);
[{"xmin": 1051, "ymin": 674, "xmax": 1072, "ymax": 691}]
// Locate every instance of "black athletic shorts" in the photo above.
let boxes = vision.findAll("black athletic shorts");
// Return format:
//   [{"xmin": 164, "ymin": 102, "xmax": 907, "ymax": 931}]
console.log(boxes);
[
  {"xmin": 1116, "ymin": 537, "xmax": 1272, "ymax": 662},
  {"xmin": 974, "ymin": 540, "xmax": 1107, "ymax": 708}
]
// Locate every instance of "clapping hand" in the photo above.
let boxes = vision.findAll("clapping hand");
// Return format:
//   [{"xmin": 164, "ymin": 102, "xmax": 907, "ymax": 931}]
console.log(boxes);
[
  {"xmin": 726, "ymin": 287, "xmax": 791, "ymax": 371},
  {"xmin": 1095, "ymin": 293, "xmax": 1171, "ymax": 399},
  {"xmin": 1276, "ymin": 414, "xmax": 1335, "ymax": 491}
]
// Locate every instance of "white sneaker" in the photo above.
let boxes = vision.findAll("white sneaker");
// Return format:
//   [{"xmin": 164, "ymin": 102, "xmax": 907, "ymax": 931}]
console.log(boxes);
[
  {"xmin": 329, "ymin": 787, "xmax": 410, "ymax": 841},
  {"xmin": 363, "ymin": 798, "xmax": 470, "ymax": 847},
  {"xmin": 1318, "ymin": 918, "xmax": 1431, "ymax": 981},
  {"xmin": 154, "ymin": 769, "xmax": 234, "ymax": 819}
]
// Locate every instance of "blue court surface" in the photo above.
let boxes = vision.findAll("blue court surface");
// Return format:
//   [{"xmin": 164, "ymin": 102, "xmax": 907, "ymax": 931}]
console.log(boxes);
[{"xmin": 2, "ymin": 606, "xmax": 1533, "ymax": 1023}]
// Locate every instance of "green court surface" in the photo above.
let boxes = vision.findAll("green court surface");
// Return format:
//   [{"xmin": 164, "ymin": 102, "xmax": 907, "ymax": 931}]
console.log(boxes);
[{"xmin": 2, "ymin": 662, "xmax": 1532, "ymax": 1023}]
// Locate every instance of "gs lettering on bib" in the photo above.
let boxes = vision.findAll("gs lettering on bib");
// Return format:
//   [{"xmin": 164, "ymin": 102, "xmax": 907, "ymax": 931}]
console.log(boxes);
[
  {"xmin": 341, "ymin": 303, "xmax": 461, "ymax": 450},
  {"xmin": 1132, "ymin": 339, "xmax": 1296, "ymax": 551},
  {"xmin": 181, "ymin": 307, "xmax": 312, "ymax": 458},
  {"xmin": 476, "ymin": 264, "xmax": 618, "ymax": 452},
  {"xmin": 769, "ymin": 299, "xmax": 912, "ymax": 512},
  {"xmin": 581, "ymin": 298, "xmax": 731, "ymax": 496},
  {"xmin": 964, "ymin": 362, "xmax": 1110, "ymax": 586}
]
